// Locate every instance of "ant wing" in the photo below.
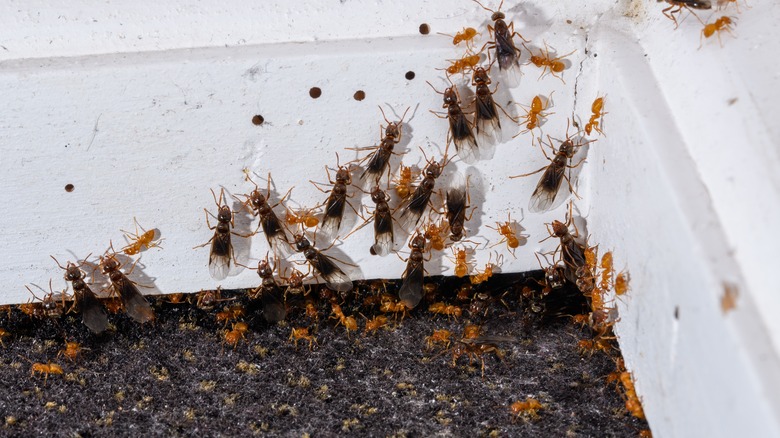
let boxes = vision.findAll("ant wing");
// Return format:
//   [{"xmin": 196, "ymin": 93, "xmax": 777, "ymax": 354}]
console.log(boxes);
[
  {"xmin": 371, "ymin": 215, "xmax": 394, "ymax": 257},
  {"xmin": 114, "ymin": 275, "xmax": 154, "ymax": 323},
  {"xmin": 446, "ymin": 172, "xmax": 468, "ymax": 226},
  {"xmin": 450, "ymin": 114, "xmax": 480, "ymax": 164},
  {"xmin": 474, "ymin": 95, "xmax": 502, "ymax": 146},
  {"xmin": 261, "ymin": 284, "xmax": 287, "ymax": 323},
  {"xmin": 313, "ymin": 252, "xmax": 353, "ymax": 292},
  {"xmin": 209, "ymin": 232, "xmax": 233, "ymax": 281},
  {"xmin": 320, "ymin": 196, "xmax": 346, "ymax": 239},
  {"xmin": 528, "ymin": 165, "xmax": 566, "ymax": 213},
  {"xmin": 399, "ymin": 186, "xmax": 430, "ymax": 232},
  {"xmin": 261, "ymin": 214, "xmax": 293, "ymax": 258},
  {"xmin": 398, "ymin": 260, "xmax": 424, "ymax": 309},
  {"xmin": 75, "ymin": 286, "xmax": 109, "ymax": 334},
  {"xmin": 495, "ymin": 36, "xmax": 521, "ymax": 88},
  {"xmin": 359, "ymin": 148, "xmax": 391, "ymax": 190}
]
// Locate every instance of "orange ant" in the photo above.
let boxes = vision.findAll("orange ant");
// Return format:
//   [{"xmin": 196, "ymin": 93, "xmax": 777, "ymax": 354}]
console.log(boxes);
[
  {"xmin": 426, "ymin": 329, "xmax": 453, "ymax": 350},
  {"xmin": 577, "ymin": 337, "xmax": 613, "ymax": 356},
  {"xmin": 470, "ymin": 253, "xmax": 503, "ymax": 285},
  {"xmin": 223, "ymin": 322, "xmax": 249, "ymax": 350},
  {"xmin": 363, "ymin": 315, "xmax": 389, "ymax": 335},
  {"xmin": 599, "ymin": 251, "xmax": 614, "ymax": 291},
  {"xmin": 450, "ymin": 246, "xmax": 471, "ymax": 278},
  {"xmin": 0, "ymin": 328, "xmax": 9, "ymax": 347},
  {"xmin": 290, "ymin": 327, "xmax": 317, "ymax": 350},
  {"xmin": 439, "ymin": 27, "xmax": 480, "ymax": 48},
  {"xmin": 58, "ymin": 341, "xmax": 84, "ymax": 362},
  {"xmin": 525, "ymin": 41, "xmax": 575, "ymax": 83},
  {"xmin": 393, "ymin": 164, "xmax": 416, "ymax": 201},
  {"xmin": 509, "ymin": 397, "xmax": 543, "ymax": 421},
  {"xmin": 379, "ymin": 296, "xmax": 411, "ymax": 320},
  {"xmin": 120, "ymin": 217, "xmax": 163, "ymax": 256},
  {"xmin": 515, "ymin": 93, "xmax": 554, "ymax": 135},
  {"xmin": 285, "ymin": 206, "xmax": 320, "ymax": 229},
  {"xmin": 584, "ymin": 96, "xmax": 607, "ymax": 136},
  {"xmin": 330, "ymin": 303, "xmax": 358, "ymax": 336},
  {"xmin": 700, "ymin": 16, "xmax": 736, "ymax": 48},
  {"xmin": 428, "ymin": 302, "xmax": 463, "ymax": 319},
  {"xmin": 443, "ymin": 53, "xmax": 482, "ymax": 77},
  {"xmin": 423, "ymin": 219, "xmax": 449, "ymax": 252},
  {"xmin": 21, "ymin": 356, "xmax": 64, "ymax": 384},
  {"xmin": 487, "ymin": 213, "xmax": 521, "ymax": 257}
]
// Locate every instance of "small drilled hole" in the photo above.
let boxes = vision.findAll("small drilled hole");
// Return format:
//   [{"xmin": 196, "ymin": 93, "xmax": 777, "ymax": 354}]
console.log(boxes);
[
  {"xmin": 309, "ymin": 87, "xmax": 322, "ymax": 99},
  {"xmin": 251, "ymin": 115, "xmax": 264, "ymax": 125},
  {"xmin": 65, "ymin": 184, "xmax": 74, "ymax": 192},
  {"xmin": 419, "ymin": 23, "xmax": 430, "ymax": 35},
  {"xmin": 405, "ymin": 71, "xmax": 416, "ymax": 80},
  {"xmin": 674, "ymin": 306, "xmax": 680, "ymax": 320},
  {"xmin": 353, "ymin": 90, "xmax": 366, "ymax": 101}
]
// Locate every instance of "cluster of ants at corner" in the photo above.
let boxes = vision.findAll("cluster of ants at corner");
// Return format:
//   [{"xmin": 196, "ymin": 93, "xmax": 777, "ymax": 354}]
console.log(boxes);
[
  {"xmin": 3, "ymin": 1, "xmax": 631, "ymax": 419},
  {"xmin": 658, "ymin": 0, "xmax": 749, "ymax": 48}
]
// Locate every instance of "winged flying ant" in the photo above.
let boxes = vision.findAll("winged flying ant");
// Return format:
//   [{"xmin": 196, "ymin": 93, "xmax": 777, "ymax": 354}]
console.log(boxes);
[
  {"xmin": 236, "ymin": 171, "xmax": 293, "ymax": 258},
  {"xmin": 98, "ymin": 245, "xmax": 155, "ymax": 323},
  {"xmin": 428, "ymin": 81, "xmax": 480, "ymax": 164},
  {"xmin": 398, "ymin": 232, "xmax": 428, "ymax": 309},
  {"xmin": 474, "ymin": 0, "xmax": 529, "ymax": 88},
  {"xmin": 294, "ymin": 233, "xmax": 353, "ymax": 293}
]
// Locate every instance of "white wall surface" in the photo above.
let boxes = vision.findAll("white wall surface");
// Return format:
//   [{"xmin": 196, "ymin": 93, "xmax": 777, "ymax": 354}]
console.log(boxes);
[{"xmin": 1, "ymin": 1, "xmax": 779, "ymax": 437}]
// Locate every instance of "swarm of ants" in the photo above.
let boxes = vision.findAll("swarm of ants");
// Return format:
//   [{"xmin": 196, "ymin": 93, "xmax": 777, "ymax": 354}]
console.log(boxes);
[{"xmin": 11, "ymin": 2, "xmax": 756, "ymax": 434}]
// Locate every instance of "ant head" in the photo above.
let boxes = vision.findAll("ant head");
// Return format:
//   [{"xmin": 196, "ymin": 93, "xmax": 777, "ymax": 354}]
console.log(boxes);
[
  {"xmin": 370, "ymin": 186, "xmax": 386, "ymax": 204},
  {"xmin": 257, "ymin": 257, "xmax": 274, "ymax": 278},
  {"xmin": 217, "ymin": 205, "xmax": 233, "ymax": 223},
  {"xmin": 249, "ymin": 189, "xmax": 266, "ymax": 208},
  {"xmin": 411, "ymin": 232, "xmax": 426, "ymax": 249},
  {"xmin": 442, "ymin": 86, "xmax": 458, "ymax": 106},
  {"xmin": 294, "ymin": 233, "xmax": 311, "ymax": 251}
]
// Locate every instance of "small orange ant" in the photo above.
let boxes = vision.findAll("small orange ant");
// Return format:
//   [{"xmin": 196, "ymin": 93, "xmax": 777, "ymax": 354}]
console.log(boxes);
[
  {"xmin": 515, "ymin": 93, "xmax": 555, "ymax": 135},
  {"xmin": 509, "ymin": 397, "xmax": 543, "ymax": 421},
  {"xmin": 450, "ymin": 247, "xmax": 471, "ymax": 278},
  {"xmin": 425, "ymin": 329, "xmax": 453, "ymax": 350},
  {"xmin": 120, "ymin": 217, "xmax": 163, "ymax": 256},
  {"xmin": 363, "ymin": 315, "xmax": 389, "ymax": 335},
  {"xmin": 700, "ymin": 16, "xmax": 736, "ymax": 48},
  {"xmin": 526, "ymin": 41, "xmax": 575, "ymax": 83},
  {"xmin": 393, "ymin": 164, "xmax": 416, "ymax": 201},
  {"xmin": 58, "ymin": 341, "xmax": 83, "ymax": 362},
  {"xmin": 470, "ymin": 253, "xmax": 503, "ymax": 285},
  {"xmin": 615, "ymin": 271, "xmax": 630, "ymax": 296},
  {"xmin": 487, "ymin": 213, "xmax": 521, "ymax": 257},
  {"xmin": 285, "ymin": 206, "xmax": 320, "ymax": 229},
  {"xmin": 423, "ymin": 219, "xmax": 449, "ymax": 252},
  {"xmin": 428, "ymin": 302, "xmax": 463, "ymax": 319},
  {"xmin": 439, "ymin": 27, "xmax": 480, "ymax": 48},
  {"xmin": 0, "ymin": 328, "xmax": 9, "ymax": 347},
  {"xmin": 25, "ymin": 359, "xmax": 64, "ymax": 384},
  {"xmin": 584, "ymin": 96, "xmax": 607, "ymax": 136},
  {"xmin": 289, "ymin": 327, "xmax": 317, "ymax": 350},
  {"xmin": 444, "ymin": 53, "xmax": 481, "ymax": 77},
  {"xmin": 223, "ymin": 322, "xmax": 249, "ymax": 350}
]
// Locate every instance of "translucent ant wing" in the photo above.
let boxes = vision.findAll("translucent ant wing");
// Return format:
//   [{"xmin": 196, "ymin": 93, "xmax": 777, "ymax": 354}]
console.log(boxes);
[
  {"xmin": 398, "ymin": 260, "xmax": 424, "ymax": 309},
  {"xmin": 209, "ymin": 233, "xmax": 233, "ymax": 281},
  {"xmin": 75, "ymin": 286, "xmax": 109, "ymax": 334},
  {"xmin": 528, "ymin": 165, "xmax": 566, "ymax": 213},
  {"xmin": 371, "ymin": 213, "xmax": 394, "ymax": 257},
  {"xmin": 359, "ymin": 148, "xmax": 392, "ymax": 190},
  {"xmin": 399, "ymin": 187, "xmax": 430, "ymax": 232},
  {"xmin": 446, "ymin": 171, "xmax": 468, "ymax": 228},
  {"xmin": 312, "ymin": 252, "xmax": 353, "ymax": 292},
  {"xmin": 114, "ymin": 275, "xmax": 154, "ymax": 323},
  {"xmin": 450, "ymin": 113, "xmax": 480, "ymax": 164},
  {"xmin": 474, "ymin": 95, "xmax": 502, "ymax": 145},
  {"xmin": 261, "ymin": 213, "xmax": 293, "ymax": 258},
  {"xmin": 320, "ymin": 196, "xmax": 346, "ymax": 239},
  {"xmin": 261, "ymin": 284, "xmax": 287, "ymax": 323}
]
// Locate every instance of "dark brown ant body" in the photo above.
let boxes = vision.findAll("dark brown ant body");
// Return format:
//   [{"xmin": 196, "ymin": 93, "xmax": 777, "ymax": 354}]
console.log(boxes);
[
  {"xmin": 475, "ymin": 0, "xmax": 529, "ymax": 87},
  {"xmin": 428, "ymin": 83, "xmax": 479, "ymax": 164},
  {"xmin": 510, "ymin": 130, "xmax": 587, "ymax": 213},
  {"xmin": 294, "ymin": 234, "xmax": 353, "ymax": 293},
  {"xmin": 398, "ymin": 233, "xmax": 428, "ymax": 309},
  {"xmin": 238, "ymin": 172, "xmax": 292, "ymax": 258},
  {"xmin": 99, "ymin": 250, "xmax": 155, "ymax": 323},
  {"xmin": 658, "ymin": 0, "xmax": 712, "ymax": 28},
  {"xmin": 195, "ymin": 188, "xmax": 246, "ymax": 280},
  {"xmin": 471, "ymin": 66, "xmax": 503, "ymax": 144},
  {"xmin": 399, "ymin": 152, "xmax": 446, "ymax": 232},
  {"xmin": 54, "ymin": 261, "xmax": 106, "ymax": 332},
  {"xmin": 312, "ymin": 156, "xmax": 355, "ymax": 239},
  {"xmin": 249, "ymin": 256, "xmax": 286, "ymax": 323},
  {"xmin": 346, "ymin": 186, "xmax": 396, "ymax": 256},
  {"xmin": 445, "ymin": 172, "xmax": 474, "ymax": 242},
  {"xmin": 354, "ymin": 107, "xmax": 409, "ymax": 189}
]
